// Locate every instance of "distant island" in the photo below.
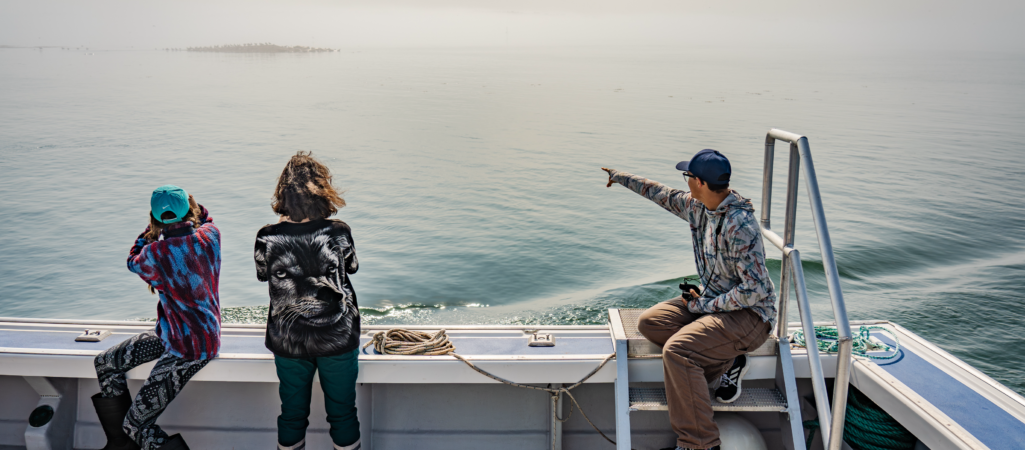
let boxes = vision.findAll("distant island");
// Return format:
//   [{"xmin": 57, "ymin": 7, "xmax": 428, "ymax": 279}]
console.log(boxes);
[{"xmin": 165, "ymin": 43, "xmax": 337, "ymax": 53}]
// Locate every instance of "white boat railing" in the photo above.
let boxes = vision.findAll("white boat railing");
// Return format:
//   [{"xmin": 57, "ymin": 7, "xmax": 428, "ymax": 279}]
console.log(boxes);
[{"xmin": 761, "ymin": 128, "xmax": 854, "ymax": 450}]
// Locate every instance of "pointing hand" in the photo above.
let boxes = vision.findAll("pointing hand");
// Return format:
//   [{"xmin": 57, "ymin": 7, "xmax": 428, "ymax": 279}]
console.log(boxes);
[{"xmin": 601, "ymin": 167, "xmax": 614, "ymax": 188}]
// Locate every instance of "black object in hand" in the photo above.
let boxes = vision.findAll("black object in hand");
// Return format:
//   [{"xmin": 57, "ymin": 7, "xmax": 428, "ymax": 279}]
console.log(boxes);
[{"xmin": 679, "ymin": 283, "xmax": 700, "ymax": 300}]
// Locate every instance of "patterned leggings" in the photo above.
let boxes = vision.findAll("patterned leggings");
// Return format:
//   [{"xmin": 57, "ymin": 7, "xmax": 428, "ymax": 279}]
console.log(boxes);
[{"xmin": 94, "ymin": 331, "xmax": 209, "ymax": 450}]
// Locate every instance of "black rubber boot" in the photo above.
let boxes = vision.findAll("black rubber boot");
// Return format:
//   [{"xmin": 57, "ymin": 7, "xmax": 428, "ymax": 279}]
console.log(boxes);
[
  {"xmin": 660, "ymin": 447, "xmax": 720, "ymax": 450},
  {"xmin": 91, "ymin": 393, "xmax": 140, "ymax": 450},
  {"xmin": 159, "ymin": 434, "xmax": 191, "ymax": 450}
]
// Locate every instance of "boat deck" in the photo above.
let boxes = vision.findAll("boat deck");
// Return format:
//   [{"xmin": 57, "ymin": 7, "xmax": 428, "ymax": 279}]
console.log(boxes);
[
  {"xmin": 0, "ymin": 324, "xmax": 613, "ymax": 357},
  {"xmin": 864, "ymin": 328, "xmax": 1025, "ymax": 449},
  {"xmin": 0, "ymin": 319, "xmax": 618, "ymax": 384},
  {"xmin": 846, "ymin": 324, "xmax": 1025, "ymax": 450}
]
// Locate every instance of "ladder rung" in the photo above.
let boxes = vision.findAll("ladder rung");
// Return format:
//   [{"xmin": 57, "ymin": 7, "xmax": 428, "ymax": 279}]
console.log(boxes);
[{"xmin": 629, "ymin": 387, "xmax": 787, "ymax": 412}]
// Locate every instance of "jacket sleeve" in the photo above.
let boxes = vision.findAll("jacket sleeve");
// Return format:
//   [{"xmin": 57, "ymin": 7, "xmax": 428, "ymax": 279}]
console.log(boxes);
[
  {"xmin": 254, "ymin": 228, "xmax": 269, "ymax": 282},
  {"xmin": 196, "ymin": 204, "xmax": 213, "ymax": 225},
  {"xmin": 609, "ymin": 169, "xmax": 699, "ymax": 223},
  {"xmin": 688, "ymin": 217, "xmax": 774, "ymax": 314},
  {"xmin": 127, "ymin": 227, "xmax": 160, "ymax": 283},
  {"xmin": 346, "ymin": 234, "xmax": 359, "ymax": 275}
]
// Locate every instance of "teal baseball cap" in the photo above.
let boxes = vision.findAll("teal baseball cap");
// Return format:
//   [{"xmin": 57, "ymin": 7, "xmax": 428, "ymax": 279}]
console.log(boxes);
[{"xmin": 151, "ymin": 185, "xmax": 190, "ymax": 224}]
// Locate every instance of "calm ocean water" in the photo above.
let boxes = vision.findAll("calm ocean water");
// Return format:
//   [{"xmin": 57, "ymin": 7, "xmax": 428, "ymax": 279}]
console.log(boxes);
[{"xmin": 1, "ymin": 47, "xmax": 1023, "ymax": 394}]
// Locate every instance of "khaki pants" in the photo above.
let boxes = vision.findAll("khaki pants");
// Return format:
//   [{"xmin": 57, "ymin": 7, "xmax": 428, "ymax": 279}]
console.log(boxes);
[{"xmin": 637, "ymin": 298, "xmax": 771, "ymax": 449}]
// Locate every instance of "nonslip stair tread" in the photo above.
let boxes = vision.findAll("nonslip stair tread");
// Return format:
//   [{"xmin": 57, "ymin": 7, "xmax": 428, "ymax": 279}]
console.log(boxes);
[
  {"xmin": 617, "ymin": 309, "xmax": 650, "ymax": 340},
  {"xmin": 615, "ymin": 308, "xmax": 778, "ymax": 357},
  {"xmin": 628, "ymin": 387, "xmax": 787, "ymax": 412}
]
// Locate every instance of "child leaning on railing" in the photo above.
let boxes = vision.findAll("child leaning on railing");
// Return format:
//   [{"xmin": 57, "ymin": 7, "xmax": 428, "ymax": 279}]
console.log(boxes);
[{"xmin": 255, "ymin": 151, "xmax": 362, "ymax": 450}]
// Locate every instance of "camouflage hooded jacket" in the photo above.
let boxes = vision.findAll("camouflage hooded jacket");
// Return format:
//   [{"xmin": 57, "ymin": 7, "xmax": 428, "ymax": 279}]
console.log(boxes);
[{"xmin": 609, "ymin": 169, "xmax": 777, "ymax": 327}]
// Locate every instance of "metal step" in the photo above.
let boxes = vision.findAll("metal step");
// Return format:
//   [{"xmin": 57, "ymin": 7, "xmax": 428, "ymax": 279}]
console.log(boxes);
[
  {"xmin": 616, "ymin": 309, "xmax": 777, "ymax": 357},
  {"xmin": 629, "ymin": 387, "xmax": 787, "ymax": 412}
]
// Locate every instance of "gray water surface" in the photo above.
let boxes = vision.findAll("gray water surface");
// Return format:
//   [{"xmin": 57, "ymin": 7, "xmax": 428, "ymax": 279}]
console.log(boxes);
[{"xmin": 1, "ymin": 47, "xmax": 1023, "ymax": 394}]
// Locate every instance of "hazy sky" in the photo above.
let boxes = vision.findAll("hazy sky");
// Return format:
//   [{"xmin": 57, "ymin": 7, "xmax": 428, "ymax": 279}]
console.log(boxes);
[{"xmin": 1, "ymin": 0, "xmax": 1022, "ymax": 50}]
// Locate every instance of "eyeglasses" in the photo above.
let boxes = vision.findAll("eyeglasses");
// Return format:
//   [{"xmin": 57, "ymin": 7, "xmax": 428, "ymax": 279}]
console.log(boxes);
[{"xmin": 682, "ymin": 172, "xmax": 696, "ymax": 181}]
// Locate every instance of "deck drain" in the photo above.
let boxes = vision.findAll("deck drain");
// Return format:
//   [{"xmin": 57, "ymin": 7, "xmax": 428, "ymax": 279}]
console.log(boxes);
[{"xmin": 29, "ymin": 405, "xmax": 54, "ymax": 427}]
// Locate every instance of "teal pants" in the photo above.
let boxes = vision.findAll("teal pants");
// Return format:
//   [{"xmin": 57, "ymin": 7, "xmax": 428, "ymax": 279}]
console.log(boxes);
[{"xmin": 275, "ymin": 349, "xmax": 360, "ymax": 447}]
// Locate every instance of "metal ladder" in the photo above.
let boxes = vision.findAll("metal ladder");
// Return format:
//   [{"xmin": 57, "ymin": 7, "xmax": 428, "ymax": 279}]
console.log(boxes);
[{"xmin": 609, "ymin": 129, "xmax": 855, "ymax": 450}]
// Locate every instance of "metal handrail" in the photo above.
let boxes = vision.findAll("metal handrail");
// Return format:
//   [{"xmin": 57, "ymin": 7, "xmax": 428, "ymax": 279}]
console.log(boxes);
[{"xmin": 761, "ymin": 129, "xmax": 854, "ymax": 450}]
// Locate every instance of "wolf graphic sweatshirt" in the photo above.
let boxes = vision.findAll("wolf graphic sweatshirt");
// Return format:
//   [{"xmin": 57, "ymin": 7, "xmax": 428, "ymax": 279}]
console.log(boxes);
[{"xmin": 254, "ymin": 219, "xmax": 361, "ymax": 359}]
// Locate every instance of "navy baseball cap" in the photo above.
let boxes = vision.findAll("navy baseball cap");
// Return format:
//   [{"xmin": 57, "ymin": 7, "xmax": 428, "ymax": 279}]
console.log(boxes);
[
  {"xmin": 676, "ymin": 149, "xmax": 731, "ymax": 184},
  {"xmin": 151, "ymin": 185, "xmax": 190, "ymax": 224}
]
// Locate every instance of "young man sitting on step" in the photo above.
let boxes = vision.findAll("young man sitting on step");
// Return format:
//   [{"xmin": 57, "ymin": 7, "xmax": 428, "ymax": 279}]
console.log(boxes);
[{"xmin": 602, "ymin": 149, "xmax": 777, "ymax": 450}]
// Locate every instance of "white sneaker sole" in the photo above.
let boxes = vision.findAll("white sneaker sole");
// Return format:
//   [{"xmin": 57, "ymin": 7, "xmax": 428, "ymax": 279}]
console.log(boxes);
[
  {"xmin": 278, "ymin": 439, "xmax": 306, "ymax": 450},
  {"xmin": 715, "ymin": 359, "xmax": 750, "ymax": 404}
]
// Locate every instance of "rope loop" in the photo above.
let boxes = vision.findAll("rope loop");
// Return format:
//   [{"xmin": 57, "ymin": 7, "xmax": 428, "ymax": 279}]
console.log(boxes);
[
  {"xmin": 803, "ymin": 389, "xmax": 915, "ymax": 450},
  {"xmin": 791, "ymin": 325, "xmax": 900, "ymax": 360},
  {"xmin": 364, "ymin": 328, "xmax": 456, "ymax": 356}
]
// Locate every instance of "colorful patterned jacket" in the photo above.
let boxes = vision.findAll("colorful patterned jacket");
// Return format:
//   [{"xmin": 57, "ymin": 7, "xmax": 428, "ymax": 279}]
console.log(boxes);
[
  {"xmin": 609, "ymin": 170, "xmax": 777, "ymax": 327},
  {"xmin": 127, "ymin": 205, "xmax": 221, "ymax": 360}
]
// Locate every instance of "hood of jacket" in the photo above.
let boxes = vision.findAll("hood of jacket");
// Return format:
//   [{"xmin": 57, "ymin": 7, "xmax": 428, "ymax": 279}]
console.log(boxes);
[{"xmin": 706, "ymin": 190, "xmax": 755, "ymax": 219}]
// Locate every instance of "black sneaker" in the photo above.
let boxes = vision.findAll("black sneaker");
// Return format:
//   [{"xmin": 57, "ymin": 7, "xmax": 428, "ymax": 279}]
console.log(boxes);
[{"xmin": 714, "ymin": 354, "xmax": 749, "ymax": 403}]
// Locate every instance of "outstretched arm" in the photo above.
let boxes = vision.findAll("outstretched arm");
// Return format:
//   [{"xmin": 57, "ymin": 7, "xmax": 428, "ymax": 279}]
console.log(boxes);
[{"xmin": 602, "ymin": 167, "xmax": 697, "ymax": 222}]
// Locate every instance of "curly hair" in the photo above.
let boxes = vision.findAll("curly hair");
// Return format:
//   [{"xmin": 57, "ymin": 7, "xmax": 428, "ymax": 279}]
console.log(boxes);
[{"xmin": 272, "ymin": 151, "xmax": 346, "ymax": 222}]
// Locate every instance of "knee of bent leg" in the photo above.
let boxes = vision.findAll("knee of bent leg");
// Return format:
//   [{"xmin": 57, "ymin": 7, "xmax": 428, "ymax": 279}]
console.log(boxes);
[
  {"xmin": 636, "ymin": 308, "xmax": 664, "ymax": 341},
  {"xmin": 662, "ymin": 336, "xmax": 699, "ymax": 360},
  {"xmin": 93, "ymin": 346, "xmax": 117, "ymax": 370},
  {"xmin": 121, "ymin": 419, "xmax": 133, "ymax": 439}
]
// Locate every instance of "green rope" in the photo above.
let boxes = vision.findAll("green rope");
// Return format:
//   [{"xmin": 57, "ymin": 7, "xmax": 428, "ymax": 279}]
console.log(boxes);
[
  {"xmin": 803, "ymin": 390, "xmax": 916, "ymax": 450},
  {"xmin": 791, "ymin": 325, "xmax": 900, "ymax": 360},
  {"xmin": 804, "ymin": 420, "xmax": 820, "ymax": 450}
]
